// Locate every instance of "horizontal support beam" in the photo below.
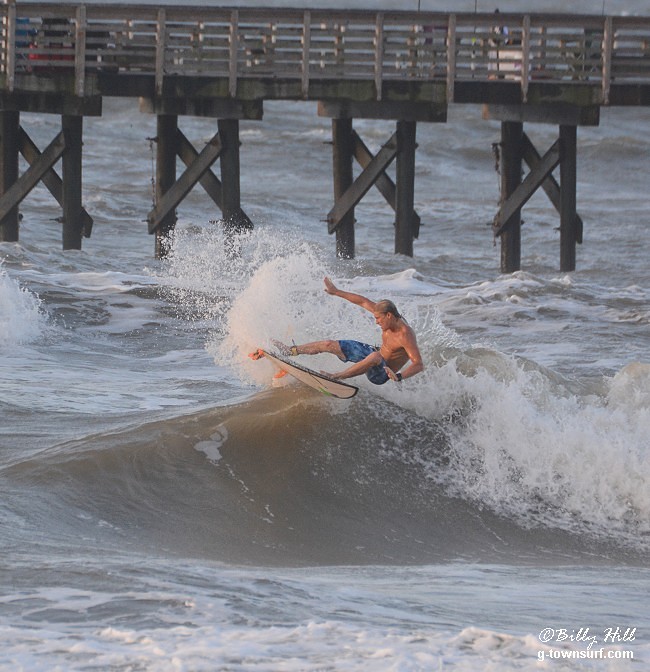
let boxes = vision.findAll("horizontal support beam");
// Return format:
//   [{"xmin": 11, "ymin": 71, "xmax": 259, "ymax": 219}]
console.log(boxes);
[
  {"xmin": 483, "ymin": 102, "xmax": 600, "ymax": 126},
  {"xmin": 0, "ymin": 90, "xmax": 102, "ymax": 116},
  {"xmin": 319, "ymin": 99, "xmax": 446, "ymax": 122},
  {"xmin": 139, "ymin": 95, "xmax": 264, "ymax": 120}
]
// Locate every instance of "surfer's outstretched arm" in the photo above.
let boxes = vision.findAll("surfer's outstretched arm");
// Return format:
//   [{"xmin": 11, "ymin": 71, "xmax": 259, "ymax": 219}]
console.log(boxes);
[{"xmin": 324, "ymin": 277, "xmax": 376, "ymax": 313}]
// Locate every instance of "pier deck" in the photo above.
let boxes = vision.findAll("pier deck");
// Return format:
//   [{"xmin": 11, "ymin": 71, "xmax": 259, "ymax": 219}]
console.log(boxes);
[{"xmin": 2, "ymin": 3, "xmax": 650, "ymax": 270}]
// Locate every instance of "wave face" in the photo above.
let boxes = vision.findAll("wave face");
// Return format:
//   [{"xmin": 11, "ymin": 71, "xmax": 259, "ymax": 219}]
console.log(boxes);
[
  {"xmin": 1, "ymin": 212, "xmax": 648, "ymax": 569},
  {"xmin": 5, "ymin": 372, "xmax": 648, "ymax": 567}
]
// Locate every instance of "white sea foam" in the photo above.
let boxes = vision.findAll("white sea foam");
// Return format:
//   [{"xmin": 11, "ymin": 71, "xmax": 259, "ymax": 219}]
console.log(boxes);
[
  {"xmin": 194, "ymin": 239, "xmax": 461, "ymax": 387},
  {"xmin": 194, "ymin": 425, "xmax": 228, "ymax": 464},
  {"xmin": 1, "ymin": 561, "xmax": 647, "ymax": 672},
  {"xmin": 607, "ymin": 362, "xmax": 650, "ymax": 411},
  {"xmin": 0, "ymin": 266, "xmax": 46, "ymax": 346},
  {"xmin": 419, "ymin": 354, "xmax": 650, "ymax": 548}
]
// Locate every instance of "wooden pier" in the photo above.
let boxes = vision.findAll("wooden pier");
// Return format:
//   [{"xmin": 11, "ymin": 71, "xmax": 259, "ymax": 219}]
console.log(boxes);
[{"xmin": 1, "ymin": 3, "xmax": 650, "ymax": 271}]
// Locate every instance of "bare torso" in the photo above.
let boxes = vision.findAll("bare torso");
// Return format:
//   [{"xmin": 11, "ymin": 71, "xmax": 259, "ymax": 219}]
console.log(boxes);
[{"xmin": 379, "ymin": 323, "xmax": 413, "ymax": 372}]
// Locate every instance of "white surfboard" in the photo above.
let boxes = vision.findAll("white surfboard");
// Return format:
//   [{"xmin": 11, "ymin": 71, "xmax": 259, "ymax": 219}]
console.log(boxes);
[{"xmin": 261, "ymin": 349, "xmax": 359, "ymax": 399}]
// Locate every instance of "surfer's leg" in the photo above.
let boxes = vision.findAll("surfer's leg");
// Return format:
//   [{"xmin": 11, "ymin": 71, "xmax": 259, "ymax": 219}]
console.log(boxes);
[
  {"xmin": 296, "ymin": 340, "xmax": 345, "ymax": 358},
  {"xmin": 272, "ymin": 338, "xmax": 344, "ymax": 359}
]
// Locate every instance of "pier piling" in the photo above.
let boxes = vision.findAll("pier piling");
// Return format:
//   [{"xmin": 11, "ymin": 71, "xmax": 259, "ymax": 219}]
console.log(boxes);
[
  {"xmin": 395, "ymin": 120, "xmax": 417, "ymax": 257},
  {"xmin": 0, "ymin": 110, "xmax": 19, "ymax": 242},
  {"xmin": 559, "ymin": 124, "xmax": 578, "ymax": 272},
  {"xmin": 499, "ymin": 121, "xmax": 523, "ymax": 273},
  {"xmin": 332, "ymin": 117, "xmax": 355, "ymax": 259},
  {"xmin": 154, "ymin": 114, "xmax": 178, "ymax": 258},
  {"xmin": 217, "ymin": 118, "xmax": 249, "ymax": 247},
  {"xmin": 61, "ymin": 115, "xmax": 84, "ymax": 250}
]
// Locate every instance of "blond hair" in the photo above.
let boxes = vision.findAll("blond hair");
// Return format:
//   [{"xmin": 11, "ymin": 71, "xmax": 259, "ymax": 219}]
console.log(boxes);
[{"xmin": 375, "ymin": 299, "xmax": 401, "ymax": 319}]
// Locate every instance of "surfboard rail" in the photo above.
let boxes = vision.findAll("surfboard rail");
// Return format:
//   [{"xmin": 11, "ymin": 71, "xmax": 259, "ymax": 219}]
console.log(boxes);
[{"xmin": 261, "ymin": 349, "xmax": 358, "ymax": 399}]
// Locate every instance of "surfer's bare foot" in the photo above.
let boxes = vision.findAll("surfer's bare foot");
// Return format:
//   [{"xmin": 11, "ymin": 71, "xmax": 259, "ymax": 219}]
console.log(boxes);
[{"xmin": 272, "ymin": 339, "xmax": 298, "ymax": 356}]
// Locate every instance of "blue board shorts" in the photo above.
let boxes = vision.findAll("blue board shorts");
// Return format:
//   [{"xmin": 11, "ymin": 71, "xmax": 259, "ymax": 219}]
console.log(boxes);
[{"xmin": 338, "ymin": 340, "xmax": 390, "ymax": 385}]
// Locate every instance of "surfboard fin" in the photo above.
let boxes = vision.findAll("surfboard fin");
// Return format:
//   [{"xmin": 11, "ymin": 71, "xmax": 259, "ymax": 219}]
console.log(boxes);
[{"xmin": 248, "ymin": 349, "xmax": 265, "ymax": 361}]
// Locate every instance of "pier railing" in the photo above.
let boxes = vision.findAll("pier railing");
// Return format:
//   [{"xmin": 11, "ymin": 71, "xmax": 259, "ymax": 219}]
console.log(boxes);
[{"xmin": 2, "ymin": 3, "xmax": 650, "ymax": 103}]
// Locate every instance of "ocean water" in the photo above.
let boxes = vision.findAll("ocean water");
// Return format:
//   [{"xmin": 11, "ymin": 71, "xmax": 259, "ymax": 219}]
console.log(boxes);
[{"xmin": 1, "ymin": 2, "xmax": 650, "ymax": 670}]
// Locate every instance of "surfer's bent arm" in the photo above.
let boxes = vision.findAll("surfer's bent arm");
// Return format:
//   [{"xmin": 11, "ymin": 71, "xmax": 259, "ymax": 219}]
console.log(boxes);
[
  {"xmin": 387, "ymin": 332, "xmax": 425, "ymax": 382},
  {"xmin": 323, "ymin": 277, "xmax": 376, "ymax": 312},
  {"xmin": 398, "ymin": 353, "xmax": 424, "ymax": 381}
]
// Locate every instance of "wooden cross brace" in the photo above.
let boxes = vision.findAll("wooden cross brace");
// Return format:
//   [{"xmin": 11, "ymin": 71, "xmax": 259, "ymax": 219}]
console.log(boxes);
[
  {"xmin": 327, "ymin": 130, "xmax": 421, "ymax": 238},
  {"xmin": 147, "ymin": 128, "xmax": 253, "ymax": 234},
  {"xmin": 0, "ymin": 127, "xmax": 94, "ymax": 236},
  {"xmin": 492, "ymin": 132, "xmax": 583, "ymax": 243}
]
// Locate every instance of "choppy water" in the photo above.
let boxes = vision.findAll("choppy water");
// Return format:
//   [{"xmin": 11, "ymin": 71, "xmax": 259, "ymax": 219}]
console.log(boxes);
[{"xmin": 1, "ymin": 2, "xmax": 650, "ymax": 668}]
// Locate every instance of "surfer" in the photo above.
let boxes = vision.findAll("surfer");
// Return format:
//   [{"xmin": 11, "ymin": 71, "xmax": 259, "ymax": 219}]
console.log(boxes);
[{"xmin": 274, "ymin": 277, "xmax": 424, "ymax": 385}]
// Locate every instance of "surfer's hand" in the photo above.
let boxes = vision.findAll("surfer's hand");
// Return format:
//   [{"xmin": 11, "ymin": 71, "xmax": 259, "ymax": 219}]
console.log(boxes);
[
  {"xmin": 324, "ymin": 277, "xmax": 338, "ymax": 295},
  {"xmin": 385, "ymin": 367, "xmax": 401, "ymax": 382}
]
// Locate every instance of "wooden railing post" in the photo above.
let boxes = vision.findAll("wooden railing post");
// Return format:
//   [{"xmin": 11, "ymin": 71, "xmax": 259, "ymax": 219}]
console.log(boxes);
[
  {"xmin": 5, "ymin": 0, "xmax": 16, "ymax": 93},
  {"xmin": 521, "ymin": 15, "xmax": 530, "ymax": 102},
  {"xmin": 155, "ymin": 8, "xmax": 166, "ymax": 96},
  {"xmin": 374, "ymin": 13, "xmax": 384, "ymax": 101},
  {"xmin": 301, "ymin": 10, "xmax": 310, "ymax": 98},
  {"xmin": 602, "ymin": 16, "xmax": 613, "ymax": 105},
  {"xmin": 446, "ymin": 14, "xmax": 456, "ymax": 103},
  {"xmin": 229, "ymin": 10, "xmax": 239, "ymax": 97},
  {"xmin": 75, "ymin": 5, "xmax": 86, "ymax": 97}
]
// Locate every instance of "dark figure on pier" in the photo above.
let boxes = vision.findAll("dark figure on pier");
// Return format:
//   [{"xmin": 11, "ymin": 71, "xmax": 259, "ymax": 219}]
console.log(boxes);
[{"xmin": 489, "ymin": 8, "xmax": 509, "ymax": 79}]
